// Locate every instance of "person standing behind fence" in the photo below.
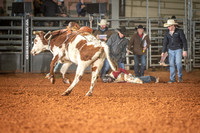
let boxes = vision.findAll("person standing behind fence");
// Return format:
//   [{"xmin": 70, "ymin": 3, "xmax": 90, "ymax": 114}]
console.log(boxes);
[
  {"xmin": 161, "ymin": 19, "xmax": 187, "ymax": 83},
  {"xmin": 57, "ymin": 0, "xmax": 67, "ymax": 17},
  {"xmin": 33, "ymin": 0, "xmax": 43, "ymax": 16},
  {"xmin": 57, "ymin": 0, "xmax": 69, "ymax": 26},
  {"xmin": 100, "ymin": 26, "xmax": 129, "ymax": 78},
  {"xmin": 41, "ymin": 0, "xmax": 60, "ymax": 26},
  {"xmin": 93, "ymin": 19, "xmax": 113, "ymax": 42},
  {"xmin": 127, "ymin": 25, "xmax": 150, "ymax": 77},
  {"xmin": 76, "ymin": 0, "xmax": 86, "ymax": 17},
  {"xmin": 13, "ymin": 0, "xmax": 24, "ymax": 16},
  {"xmin": 0, "ymin": 7, "xmax": 5, "ymax": 16}
]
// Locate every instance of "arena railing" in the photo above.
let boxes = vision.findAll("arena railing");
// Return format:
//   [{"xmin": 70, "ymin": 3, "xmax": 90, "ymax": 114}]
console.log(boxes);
[
  {"xmin": 0, "ymin": 16, "xmax": 194, "ymax": 73},
  {"xmin": 193, "ymin": 21, "xmax": 200, "ymax": 68},
  {"xmin": 0, "ymin": 16, "xmax": 24, "ymax": 73}
]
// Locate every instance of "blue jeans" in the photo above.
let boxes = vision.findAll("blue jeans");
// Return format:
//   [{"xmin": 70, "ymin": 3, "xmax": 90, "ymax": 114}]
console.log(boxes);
[
  {"xmin": 100, "ymin": 58, "xmax": 125, "ymax": 77},
  {"xmin": 134, "ymin": 55, "xmax": 146, "ymax": 77},
  {"xmin": 140, "ymin": 76, "xmax": 156, "ymax": 83},
  {"xmin": 118, "ymin": 62, "xmax": 125, "ymax": 69},
  {"xmin": 168, "ymin": 49, "xmax": 183, "ymax": 81}
]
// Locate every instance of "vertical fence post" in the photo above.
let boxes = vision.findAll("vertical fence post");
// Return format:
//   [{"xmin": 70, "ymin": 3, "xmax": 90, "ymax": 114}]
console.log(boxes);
[
  {"xmin": 146, "ymin": 0, "xmax": 149, "ymax": 70},
  {"xmin": 186, "ymin": 0, "xmax": 192, "ymax": 72},
  {"xmin": 23, "ymin": 12, "xmax": 30, "ymax": 73}
]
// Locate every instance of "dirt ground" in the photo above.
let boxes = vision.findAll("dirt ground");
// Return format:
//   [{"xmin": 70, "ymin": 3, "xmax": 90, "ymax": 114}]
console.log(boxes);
[{"xmin": 0, "ymin": 69, "xmax": 200, "ymax": 133}]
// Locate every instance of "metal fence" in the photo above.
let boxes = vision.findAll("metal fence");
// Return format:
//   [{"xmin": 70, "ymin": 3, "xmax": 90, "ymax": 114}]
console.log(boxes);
[
  {"xmin": 193, "ymin": 21, "xmax": 200, "ymax": 67},
  {"xmin": 0, "ymin": 16, "xmax": 196, "ymax": 73},
  {"xmin": 0, "ymin": 16, "xmax": 24, "ymax": 73}
]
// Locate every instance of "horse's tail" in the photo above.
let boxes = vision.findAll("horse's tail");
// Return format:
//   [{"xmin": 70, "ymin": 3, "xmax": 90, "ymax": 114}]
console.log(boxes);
[{"xmin": 101, "ymin": 42, "xmax": 117, "ymax": 71}]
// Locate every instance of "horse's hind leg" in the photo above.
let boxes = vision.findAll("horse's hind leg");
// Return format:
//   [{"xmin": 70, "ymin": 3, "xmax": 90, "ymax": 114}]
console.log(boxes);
[
  {"xmin": 85, "ymin": 57, "xmax": 105, "ymax": 96},
  {"xmin": 60, "ymin": 62, "xmax": 72, "ymax": 84},
  {"xmin": 61, "ymin": 65, "xmax": 86, "ymax": 96}
]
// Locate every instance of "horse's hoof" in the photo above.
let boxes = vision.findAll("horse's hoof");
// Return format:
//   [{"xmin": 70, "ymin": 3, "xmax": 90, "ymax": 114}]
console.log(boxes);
[
  {"xmin": 85, "ymin": 92, "xmax": 92, "ymax": 96},
  {"xmin": 45, "ymin": 73, "xmax": 50, "ymax": 79},
  {"xmin": 50, "ymin": 78, "xmax": 55, "ymax": 84},
  {"xmin": 61, "ymin": 90, "xmax": 71, "ymax": 96},
  {"xmin": 63, "ymin": 79, "xmax": 71, "ymax": 84}
]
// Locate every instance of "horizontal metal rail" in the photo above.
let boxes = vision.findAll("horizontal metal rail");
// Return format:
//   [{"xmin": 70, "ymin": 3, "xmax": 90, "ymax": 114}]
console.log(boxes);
[
  {"xmin": 0, "ymin": 40, "xmax": 22, "ymax": 45},
  {"xmin": 0, "ymin": 46, "xmax": 22, "ymax": 50},
  {"xmin": 0, "ymin": 26, "xmax": 22, "ymax": 30},
  {"xmin": 0, "ymin": 35, "xmax": 22, "ymax": 39}
]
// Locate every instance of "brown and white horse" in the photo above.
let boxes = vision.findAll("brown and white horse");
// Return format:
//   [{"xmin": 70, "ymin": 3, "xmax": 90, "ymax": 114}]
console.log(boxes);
[{"xmin": 31, "ymin": 25, "xmax": 116, "ymax": 96}]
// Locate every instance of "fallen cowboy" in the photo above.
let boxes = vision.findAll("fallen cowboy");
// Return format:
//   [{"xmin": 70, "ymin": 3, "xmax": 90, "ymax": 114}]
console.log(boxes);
[
  {"xmin": 31, "ymin": 22, "xmax": 116, "ymax": 96},
  {"xmin": 102, "ymin": 68, "xmax": 159, "ymax": 84}
]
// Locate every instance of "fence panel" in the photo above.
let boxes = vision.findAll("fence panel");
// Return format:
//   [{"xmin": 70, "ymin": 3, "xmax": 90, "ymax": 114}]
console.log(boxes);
[
  {"xmin": 193, "ymin": 21, "xmax": 200, "ymax": 67},
  {"xmin": 0, "ymin": 17, "xmax": 24, "ymax": 73}
]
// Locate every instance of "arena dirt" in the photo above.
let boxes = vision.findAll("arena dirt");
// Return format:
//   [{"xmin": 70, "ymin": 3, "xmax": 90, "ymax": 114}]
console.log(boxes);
[{"xmin": 0, "ymin": 70, "xmax": 200, "ymax": 133}]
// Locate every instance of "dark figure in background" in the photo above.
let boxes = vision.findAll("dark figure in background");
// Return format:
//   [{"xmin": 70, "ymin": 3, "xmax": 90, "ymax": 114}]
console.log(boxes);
[
  {"xmin": 171, "ymin": 15, "xmax": 176, "ymax": 20},
  {"xmin": 0, "ymin": 7, "xmax": 9, "ymax": 34},
  {"xmin": 41, "ymin": 0, "xmax": 60, "ymax": 26},
  {"xmin": 57, "ymin": 0, "xmax": 67, "ymax": 17},
  {"xmin": 12, "ymin": 0, "xmax": 24, "ymax": 16},
  {"xmin": 33, "ymin": 0, "xmax": 43, "ymax": 16},
  {"xmin": 76, "ymin": 0, "xmax": 86, "ymax": 17},
  {"xmin": 41, "ymin": 0, "xmax": 60, "ymax": 17},
  {"xmin": 57, "ymin": 0, "xmax": 69, "ymax": 26},
  {"xmin": 0, "ymin": 7, "xmax": 5, "ymax": 16}
]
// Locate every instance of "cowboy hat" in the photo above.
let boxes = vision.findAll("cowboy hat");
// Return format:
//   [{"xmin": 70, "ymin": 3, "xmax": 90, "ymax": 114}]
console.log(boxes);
[
  {"xmin": 135, "ymin": 25, "xmax": 146, "ymax": 30},
  {"xmin": 164, "ymin": 19, "xmax": 178, "ymax": 27},
  {"xmin": 98, "ymin": 19, "xmax": 110, "ymax": 26},
  {"xmin": 116, "ymin": 26, "xmax": 126, "ymax": 36}
]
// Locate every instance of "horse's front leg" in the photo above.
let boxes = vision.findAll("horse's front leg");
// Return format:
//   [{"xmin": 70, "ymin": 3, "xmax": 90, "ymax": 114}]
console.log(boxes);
[{"xmin": 45, "ymin": 55, "xmax": 59, "ymax": 84}]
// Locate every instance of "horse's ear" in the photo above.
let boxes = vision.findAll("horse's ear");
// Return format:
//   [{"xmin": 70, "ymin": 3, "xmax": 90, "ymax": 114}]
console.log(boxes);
[
  {"xmin": 33, "ymin": 31, "xmax": 41, "ymax": 35},
  {"xmin": 33, "ymin": 31, "xmax": 45, "ymax": 36},
  {"xmin": 44, "ymin": 31, "xmax": 52, "ymax": 40}
]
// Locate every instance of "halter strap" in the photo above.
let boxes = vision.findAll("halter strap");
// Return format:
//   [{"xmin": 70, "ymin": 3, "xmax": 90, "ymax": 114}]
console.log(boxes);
[{"xmin": 48, "ymin": 36, "xmax": 52, "ymax": 50}]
